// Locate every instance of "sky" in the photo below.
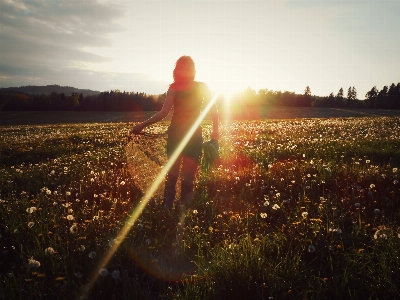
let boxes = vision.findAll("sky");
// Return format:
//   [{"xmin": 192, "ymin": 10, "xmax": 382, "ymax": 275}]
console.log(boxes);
[{"xmin": 0, "ymin": 0, "xmax": 399, "ymax": 99}]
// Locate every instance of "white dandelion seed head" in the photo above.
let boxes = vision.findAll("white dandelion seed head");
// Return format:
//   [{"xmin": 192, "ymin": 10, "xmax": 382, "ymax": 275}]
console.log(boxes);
[
  {"xmin": 45, "ymin": 247, "xmax": 55, "ymax": 255},
  {"xmin": 111, "ymin": 270, "xmax": 120, "ymax": 280},
  {"xmin": 307, "ymin": 245, "xmax": 316, "ymax": 253},
  {"xmin": 28, "ymin": 257, "xmax": 40, "ymax": 268},
  {"xmin": 374, "ymin": 230, "xmax": 388, "ymax": 240},
  {"xmin": 74, "ymin": 272, "xmax": 83, "ymax": 279},
  {"xmin": 355, "ymin": 203, "xmax": 361, "ymax": 208},
  {"xmin": 99, "ymin": 268, "xmax": 109, "ymax": 277},
  {"xmin": 89, "ymin": 251, "xmax": 96, "ymax": 259},
  {"xmin": 374, "ymin": 209, "xmax": 381, "ymax": 214},
  {"xmin": 70, "ymin": 224, "xmax": 78, "ymax": 234},
  {"xmin": 26, "ymin": 207, "xmax": 37, "ymax": 214}
]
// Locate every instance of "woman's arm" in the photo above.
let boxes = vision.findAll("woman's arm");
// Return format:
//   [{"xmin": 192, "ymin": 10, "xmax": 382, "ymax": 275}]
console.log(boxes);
[{"xmin": 129, "ymin": 90, "xmax": 174, "ymax": 134}]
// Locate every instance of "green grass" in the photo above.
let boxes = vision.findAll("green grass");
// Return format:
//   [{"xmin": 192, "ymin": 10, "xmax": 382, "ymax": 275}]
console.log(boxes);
[{"xmin": 1, "ymin": 117, "xmax": 400, "ymax": 299}]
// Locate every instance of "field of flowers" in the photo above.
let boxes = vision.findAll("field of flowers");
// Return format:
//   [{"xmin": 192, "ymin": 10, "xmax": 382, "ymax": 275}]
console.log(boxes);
[{"xmin": 1, "ymin": 117, "xmax": 400, "ymax": 299}]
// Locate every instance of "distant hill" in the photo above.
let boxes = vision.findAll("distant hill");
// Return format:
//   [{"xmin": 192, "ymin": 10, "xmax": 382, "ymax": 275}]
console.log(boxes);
[{"xmin": 0, "ymin": 85, "xmax": 100, "ymax": 97}]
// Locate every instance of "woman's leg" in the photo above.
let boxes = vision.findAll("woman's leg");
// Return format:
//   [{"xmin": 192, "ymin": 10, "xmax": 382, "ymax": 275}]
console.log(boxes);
[
  {"xmin": 179, "ymin": 155, "xmax": 199, "ymax": 206},
  {"xmin": 163, "ymin": 156, "xmax": 181, "ymax": 209}
]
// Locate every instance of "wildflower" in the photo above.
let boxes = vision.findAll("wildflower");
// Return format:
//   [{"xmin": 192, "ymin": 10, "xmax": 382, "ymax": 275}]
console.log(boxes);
[
  {"xmin": 366, "ymin": 160, "xmax": 370, "ymax": 164},
  {"xmin": 66, "ymin": 214, "xmax": 74, "ymax": 221},
  {"xmin": 99, "ymin": 268, "xmax": 109, "ymax": 277},
  {"xmin": 307, "ymin": 245, "xmax": 316, "ymax": 253},
  {"xmin": 45, "ymin": 247, "xmax": 55, "ymax": 255},
  {"xmin": 393, "ymin": 168, "xmax": 398, "ymax": 173},
  {"xmin": 370, "ymin": 184, "xmax": 375, "ymax": 189},
  {"xmin": 78, "ymin": 245, "xmax": 85, "ymax": 252},
  {"xmin": 70, "ymin": 224, "xmax": 78, "ymax": 234},
  {"xmin": 28, "ymin": 257, "xmax": 41, "ymax": 268},
  {"xmin": 120, "ymin": 181, "xmax": 125, "ymax": 186},
  {"xmin": 111, "ymin": 270, "xmax": 120, "ymax": 280},
  {"xmin": 272, "ymin": 204, "xmax": 280, "ymax": 210},
  {"xmin": 66, "ymin": 191, "xmax": 71, "ymax": 196},
  {"xmin": 28, "ymin": 222, "xmax": 34, "ymax": 228},
  {"xmin": 301, "ymin": 212, "xmax": 308, "ymax": 219},
  {"xmin": 89, "ymin": 251, "xmax": 97, "ymax": 259},
  {"xmin": 394, "ymin": 180, "xmax": 399, "ymax": 185},
  {"xmin": 260, "ymin": 212, "xmax": 267, "ymax": 219},
  {"xmin": 263, "ymin": 200, "xmax": 269, "ymax": 206},
  {"xmin": 26, "ymin": 207, "xmax": 37, "ymax": 214},
  {"xmin": 46, "ymin": 189, "xmax": 52, "ymax": 195}
]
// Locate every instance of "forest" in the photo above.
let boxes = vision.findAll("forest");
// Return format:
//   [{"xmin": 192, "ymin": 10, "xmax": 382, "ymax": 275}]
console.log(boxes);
[{"xmin": 0, "ymin": 82, "xmax": 399, "ymax": 112}]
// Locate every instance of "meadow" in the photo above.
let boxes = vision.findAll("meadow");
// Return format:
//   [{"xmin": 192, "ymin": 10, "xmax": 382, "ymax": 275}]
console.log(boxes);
[{"xmin": 1, "ymin": 114, "xmax": 400, "ymax": 299}]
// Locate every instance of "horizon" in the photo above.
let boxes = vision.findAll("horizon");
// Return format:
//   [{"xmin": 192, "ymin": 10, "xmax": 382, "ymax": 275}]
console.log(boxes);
[{"xmin": 1, "ymin": 0, "xmax": 399, "ymax": 99}]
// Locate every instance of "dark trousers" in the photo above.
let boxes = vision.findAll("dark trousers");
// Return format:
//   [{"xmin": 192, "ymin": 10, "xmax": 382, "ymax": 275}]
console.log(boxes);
[{"xmin": 164, "ymin": 154, "xmax": 198, "ymax": 208}]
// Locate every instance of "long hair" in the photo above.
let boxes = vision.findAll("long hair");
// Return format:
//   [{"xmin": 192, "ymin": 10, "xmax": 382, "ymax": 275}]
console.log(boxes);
[{"xmin": 173, "ymin": 56, "xmax": 196, "ymax": 85}]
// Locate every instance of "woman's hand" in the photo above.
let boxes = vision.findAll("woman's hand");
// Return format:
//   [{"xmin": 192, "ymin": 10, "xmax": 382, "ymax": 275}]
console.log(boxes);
[{"xmin": 130, "ymin": 123, "xmax": 146, "ymax": 135}]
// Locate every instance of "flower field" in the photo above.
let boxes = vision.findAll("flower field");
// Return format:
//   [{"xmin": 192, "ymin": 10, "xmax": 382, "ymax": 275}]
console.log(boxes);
[{"xmin": 1, "ymin": 117, "xmax": 400, "ymax": 299}]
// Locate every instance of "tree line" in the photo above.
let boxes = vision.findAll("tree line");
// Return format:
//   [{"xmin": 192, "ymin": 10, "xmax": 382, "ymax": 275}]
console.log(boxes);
[
  {"xmin": 0, "ymin": 90, "xmax": 165, "ymax": 111},
  {"xmin": 222, "ymin": 83, "xmax": 400, "ymax": 110},
  {"xmin": 1, "ymin": 83, "xmax": 399, "ymax": 112}
]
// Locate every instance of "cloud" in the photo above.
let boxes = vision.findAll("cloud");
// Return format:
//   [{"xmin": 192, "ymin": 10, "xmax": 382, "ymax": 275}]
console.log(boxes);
[{"xmin": 0, "ymin": 0, "xmax": 129, "ymax": 89}]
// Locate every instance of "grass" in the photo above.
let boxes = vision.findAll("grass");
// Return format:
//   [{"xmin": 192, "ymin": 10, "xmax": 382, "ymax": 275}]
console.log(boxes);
[{"xmin": 1, "ymin": 116, "xmax": 400, "ymax": 299}]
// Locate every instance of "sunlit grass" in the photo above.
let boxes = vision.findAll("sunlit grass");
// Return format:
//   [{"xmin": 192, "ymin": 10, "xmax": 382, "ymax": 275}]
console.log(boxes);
[{"xmin": 1, "ymin": 117, "xmax": 400, "ymax": 299}]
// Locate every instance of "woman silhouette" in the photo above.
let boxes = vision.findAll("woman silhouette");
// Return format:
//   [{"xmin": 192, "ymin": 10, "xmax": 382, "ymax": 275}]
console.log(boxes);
[{"xmin": 130, "ymin": 56, "xmax": 219, "ymax": 210}]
